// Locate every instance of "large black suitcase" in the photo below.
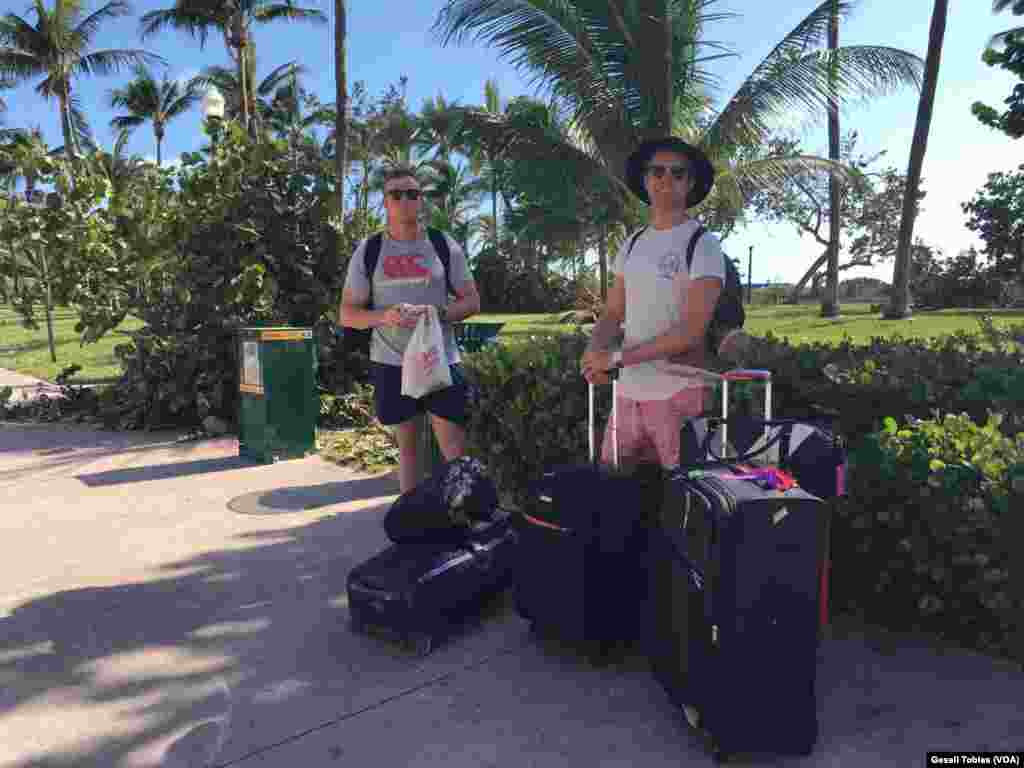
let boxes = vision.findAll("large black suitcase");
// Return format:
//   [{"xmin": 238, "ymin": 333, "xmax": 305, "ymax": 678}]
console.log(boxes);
[
  {"xmin": 513, "ymin": 377, "xmax": 663, "ymax": 663},
  {"xmin": 347, "ymin": 512, "xmax": 517, "ymax": 656},
  {"xmin": 647, "ymin": 370, "xmax": 827, "ymax": 763}
]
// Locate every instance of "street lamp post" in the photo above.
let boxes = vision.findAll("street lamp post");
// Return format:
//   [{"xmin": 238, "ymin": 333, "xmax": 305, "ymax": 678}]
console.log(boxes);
[{"xmin": 201, "ymin": 86, "xmax": 226, "ymax": 151}]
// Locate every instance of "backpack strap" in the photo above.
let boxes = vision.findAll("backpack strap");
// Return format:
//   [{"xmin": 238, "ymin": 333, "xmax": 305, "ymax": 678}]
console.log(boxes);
[
  {"xmin": 362, "ymin": 232, "xmax": 385, "ymax": 309},
  {"xmin": 684, "ymin": 225, "xmax": 708, "ymax": 271},
  {"xmin": 426, "ymin": 227, "xmax": 457, "ymax": 299},
  {"xmin": 625, "ymin": 227, "xmax": 647, "ymax": 261}
]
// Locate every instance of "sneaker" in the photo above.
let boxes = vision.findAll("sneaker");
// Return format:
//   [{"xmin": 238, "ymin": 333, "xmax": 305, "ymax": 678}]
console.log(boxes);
[{"xmin": 683, "ymin": 704, "xmax": 701, "ymax": 730}]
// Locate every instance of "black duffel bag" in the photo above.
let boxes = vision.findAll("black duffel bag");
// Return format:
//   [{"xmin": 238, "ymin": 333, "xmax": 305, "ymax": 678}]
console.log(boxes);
[{"xmin": 383, "ymin": 456, "xmax": 500, "ymax": 545}]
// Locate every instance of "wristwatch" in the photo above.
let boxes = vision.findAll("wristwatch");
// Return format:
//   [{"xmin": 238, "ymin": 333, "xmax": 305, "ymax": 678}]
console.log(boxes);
[{"xmin": 611, "ymin": 349, "xmax": 623, "ymax": 369}]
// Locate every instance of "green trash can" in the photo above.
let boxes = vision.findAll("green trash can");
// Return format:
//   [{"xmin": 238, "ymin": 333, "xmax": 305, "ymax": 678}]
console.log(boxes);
[{"xmin": 237, "ymin": 326, "xmax": 318, "ymax": 463}]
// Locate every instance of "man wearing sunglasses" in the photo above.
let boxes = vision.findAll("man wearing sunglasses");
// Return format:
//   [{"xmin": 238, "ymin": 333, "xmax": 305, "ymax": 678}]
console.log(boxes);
[
  {"xmin": 580, "ymin": 137, "xmax": 725, "ymax": 470},
  {"xmin": 339, "ymin": 166, "xmax": 481, "ymax": 493}
]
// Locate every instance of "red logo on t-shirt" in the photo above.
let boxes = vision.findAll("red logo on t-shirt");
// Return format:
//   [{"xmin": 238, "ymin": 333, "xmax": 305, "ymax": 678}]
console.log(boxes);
[{"xmin": 382, "ymin": 253, "xmax": 430, "ymax": 280}]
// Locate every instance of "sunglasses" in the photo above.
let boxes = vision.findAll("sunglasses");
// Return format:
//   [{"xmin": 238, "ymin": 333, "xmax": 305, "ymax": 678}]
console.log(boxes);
[
  {"xmin": 387, "ymin": 189, "xmax": 422, "ymax": 201},
  {"xmin": 646, "ymin": 164, "xmax": 689, "ymax": 180}
]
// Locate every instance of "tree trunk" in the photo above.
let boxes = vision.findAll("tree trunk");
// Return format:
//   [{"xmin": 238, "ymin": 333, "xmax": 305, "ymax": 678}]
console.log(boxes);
[
  {"xmin": 887, "ymin": 0, "xmax": 948, "ymax": 319},
  {"xmin": 58, "ymin": 85, "xmax": 79, "ymax": 161},
  {"xmin": 661, "ymin": 0, "xmax": 673, "ymax": 135},
  {"xmin": 821, "ymin": 0, "xmax": 841, "ymax": 318},
  {"xmin": 334, "ymin": 0, "xmax": 348, "ymax": 221},
  {"xmin": 598, "ymin": 224, "xmax": 609, "ymax": 302},
  {"xmin": 786, "ymin": 248, "xmax": 830, "ymax": 304},
  {"xmin": 491, "ymin": 166, "xmax": 498, "ymax": 249},
  {"xmin": 235, "ymin": 17, "xmax": 251, "ymax": 135},
  {"xmin": 155, "ymin": 126, "xmax": 163, "ymax": 167},
  {"xmin": 39, "ymin": 246, "xmax": 56, "ymax": 363}
]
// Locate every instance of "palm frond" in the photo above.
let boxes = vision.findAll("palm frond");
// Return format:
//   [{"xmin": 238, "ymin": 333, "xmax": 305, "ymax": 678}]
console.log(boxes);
[
  {"xmin": 69, "ymin": 95, "xmax": 96, "ymax": 151},
  {"xmin": 162, "ymin": 80, "xmax": 201, "ymax": 119},
  {"xmin": 72, "ymin": 0, "xmax": 132, "ymax": 47},
  {"xmin": 76, "ymin": 48, "xmax": 165, "ymax": 77},
  {"xmin": 993, "ymin": 0, "xmax": 1024, "ymax": 14},
  {"xmin": 0, "ymin": 46, "xmax": 46, "ymax": 81},
  {"xmin": 257, "ymin": 60, "xmax": 305, "ymax": 96},
  {"xmin": 988, "ymin": 25, "xmax": 1024, "ymax": 47},
  {"xmin": 704, "ymin": 44, "xmax": 922, "ymax": 151},
  {"xmin": 139, "ymin": 6, "xmax": 219, "ymax": 47},
  {"xmin": 251, "ymin": 5, "xmax": 328, "ymax": 25},
  {"xmin": 716, "ymin": 153, "xmax": 864, "ymax": 206},
  {"xmin": 0, "ymin": 11, "xmax": 47, "ymax": 54},
  {"xmin": 110, "ymin": 114, "xmax": 145, "ymax": 131}
]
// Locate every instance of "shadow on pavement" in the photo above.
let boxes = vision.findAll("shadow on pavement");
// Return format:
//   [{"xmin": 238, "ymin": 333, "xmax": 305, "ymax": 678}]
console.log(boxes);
[
  {"xmin": 0, "ymin": 486, "xmax": 398, "ymax": 768},
  {"xmin": 76, "ymin": 456, "xmax": 262, "ymax": 487},
  {"xmin": 227, "ymin": 475, "xmax": 399, "ymax": 515}
]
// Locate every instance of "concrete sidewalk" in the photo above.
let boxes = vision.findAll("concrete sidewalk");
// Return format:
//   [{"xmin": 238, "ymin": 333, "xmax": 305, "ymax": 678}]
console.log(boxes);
[{"xmin": 0, "ymin": 421, "xmax": 1021, "ymax": 768}]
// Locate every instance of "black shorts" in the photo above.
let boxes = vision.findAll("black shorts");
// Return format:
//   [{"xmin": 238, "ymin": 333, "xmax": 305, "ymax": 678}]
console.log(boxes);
[{"xmin": 370, "ymin": 362, "xmax": 468, "ymax": 426}]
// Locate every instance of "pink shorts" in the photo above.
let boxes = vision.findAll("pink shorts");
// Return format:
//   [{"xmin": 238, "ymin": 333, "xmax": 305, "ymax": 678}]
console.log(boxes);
[{"xmin": 600, "ymin": 386, "xmax": 710, "ymax": 469}]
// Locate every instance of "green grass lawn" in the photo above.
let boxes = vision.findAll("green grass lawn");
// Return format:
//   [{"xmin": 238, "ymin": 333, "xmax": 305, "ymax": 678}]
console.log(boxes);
[
  {"xmin": 0, "ymin": 306, "xmax": 143, "ymax": 383},
  {"xmin": 477, "ymin": 303, "xmax": 1024, "ymax": 346},
  {"xmin": 3, "ymin": 302, "xmax": 1023, "ymax": 383}
]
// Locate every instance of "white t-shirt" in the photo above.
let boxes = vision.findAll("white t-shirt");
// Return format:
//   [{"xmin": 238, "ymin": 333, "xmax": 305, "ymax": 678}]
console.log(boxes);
[{"xmin": 611, "ymin": 219, "xmax": 726, "ymax": 400}]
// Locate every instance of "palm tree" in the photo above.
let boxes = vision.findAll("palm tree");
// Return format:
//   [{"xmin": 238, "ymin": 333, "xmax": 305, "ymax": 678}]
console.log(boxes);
[
  {"xmin": 421, "ymin": 157, "xmax": 486, "ymax": 252},
  {"xmin": 109, "ymin": 64, "xmax": 200, "ymax": 166},
  {"xmin": 88, "ymin": 128, "xmax": 148, "ymax": 203},
  {"xmin": 886, "ymin": 0, "xmax": 948, "ymax": 319},
  {"xmin": 0, "ymin": 0, "xmax": 163, "ymax": 159},
  {"xmin": 263, "ymin": 75, "xmax": 335, "ymax": 144},
  {"xmin": 190, "ymin": 60, "xmax": 307, "ymax": 138},
  {"xmin": 140, "ymin": 0, "xmax": 327, "ymax": 136},
  {"xmin": 467, "ymin": 79, "xmax": 506, "ymax": 249},
  {"xmin": 433, "ymin": 0, "xmax": 922, "ymax": 249}
]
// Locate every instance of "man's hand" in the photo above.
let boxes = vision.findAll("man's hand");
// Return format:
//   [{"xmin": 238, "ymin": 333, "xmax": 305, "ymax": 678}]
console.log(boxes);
[
  {"xmin": 382, "ymin": 304, "xmax": 425, "ymax": 329},
  {"xmin": 581, "ymin": 348, "xmax": 615, "ymax": 384}
]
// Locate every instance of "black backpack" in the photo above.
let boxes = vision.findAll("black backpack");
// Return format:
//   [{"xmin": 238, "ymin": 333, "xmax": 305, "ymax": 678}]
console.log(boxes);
[
  {"xmin": 625, "ymin": 225, "xmax": 745, "ymax": 356},
  {"xmin": 341, "ymin": 227, "xmax": 456, "ymax": 358}
]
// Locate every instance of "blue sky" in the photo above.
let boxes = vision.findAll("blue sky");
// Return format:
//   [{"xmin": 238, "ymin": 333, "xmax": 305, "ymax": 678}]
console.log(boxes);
[{"xmin": 5, "ymin": 0, "xmax": 1024, "ymax": 284}]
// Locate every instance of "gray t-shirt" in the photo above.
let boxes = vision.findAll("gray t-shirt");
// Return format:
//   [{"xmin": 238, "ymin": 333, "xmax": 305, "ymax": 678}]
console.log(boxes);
[
  {"xmin": 343, "ymin": 231, "xmax": 469, "ymax": 367},
  {"xmin": 611, "ymin": 219, "xmax": 726, "ymax": 400}
]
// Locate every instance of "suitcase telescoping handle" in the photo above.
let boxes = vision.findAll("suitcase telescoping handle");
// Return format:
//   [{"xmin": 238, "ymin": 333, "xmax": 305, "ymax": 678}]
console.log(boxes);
[
  {"xmin": 588, "ymin": 369, "xmax": 620, "ymax": 468},
  {"xmin": 716, "ymin": 370, "xmax": 770, "ymax": 466}
]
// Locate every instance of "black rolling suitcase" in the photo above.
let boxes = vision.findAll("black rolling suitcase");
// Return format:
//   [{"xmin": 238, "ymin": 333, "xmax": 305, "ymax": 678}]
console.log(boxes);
[
  {"xmin": 648, "ymin": 369, "xmax": 827, "ymax": 763},
  {"xmin": 513, "ymin": 375, "xmax": 663, "ymax": 663},
  {"xmin": 347, "ymin": 511, "xmax": 517, "ymax": 656}
]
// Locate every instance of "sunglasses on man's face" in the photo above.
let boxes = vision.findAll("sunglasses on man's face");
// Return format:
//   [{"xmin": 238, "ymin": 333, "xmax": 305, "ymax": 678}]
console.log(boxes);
[
  {"xmin": 646, "ymin": 164, "xmax": 689, "ymax": 180},
  {"xmin": 387, "ymin": 189, "xmax": 422, "ymax": 201}
]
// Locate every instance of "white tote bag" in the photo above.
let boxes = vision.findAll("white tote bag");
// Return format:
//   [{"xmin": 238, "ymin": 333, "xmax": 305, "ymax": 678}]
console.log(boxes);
[{"xmin": 401, "ymin": 305, "xmax": 453, "ymax": 399}]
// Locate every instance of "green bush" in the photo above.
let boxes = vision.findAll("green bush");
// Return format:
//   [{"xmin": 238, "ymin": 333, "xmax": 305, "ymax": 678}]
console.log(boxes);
[
  {"xmin": 736, "ymin": 316, "xmax": 1024, "ymax": 445},
  {"xmin": 96, "ymin": 129, "xmax": 357, "ymax": 430},
  {"xmin": 833, "ymin": 412, "xmax": 1024, "ymax": 660},
  {"xmin": 461, "ymin": 332, "xmax": 609, "ymax": 508}
]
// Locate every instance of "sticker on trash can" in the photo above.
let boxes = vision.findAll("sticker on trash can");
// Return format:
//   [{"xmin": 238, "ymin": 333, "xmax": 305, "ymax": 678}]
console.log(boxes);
[
  {"xmin": 260, "ymin": 329, "xmax": 312, "ymax": 341},
  {"xmin": 240, "ymin": 341, "xmax": 263, "ymax": 394}
]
